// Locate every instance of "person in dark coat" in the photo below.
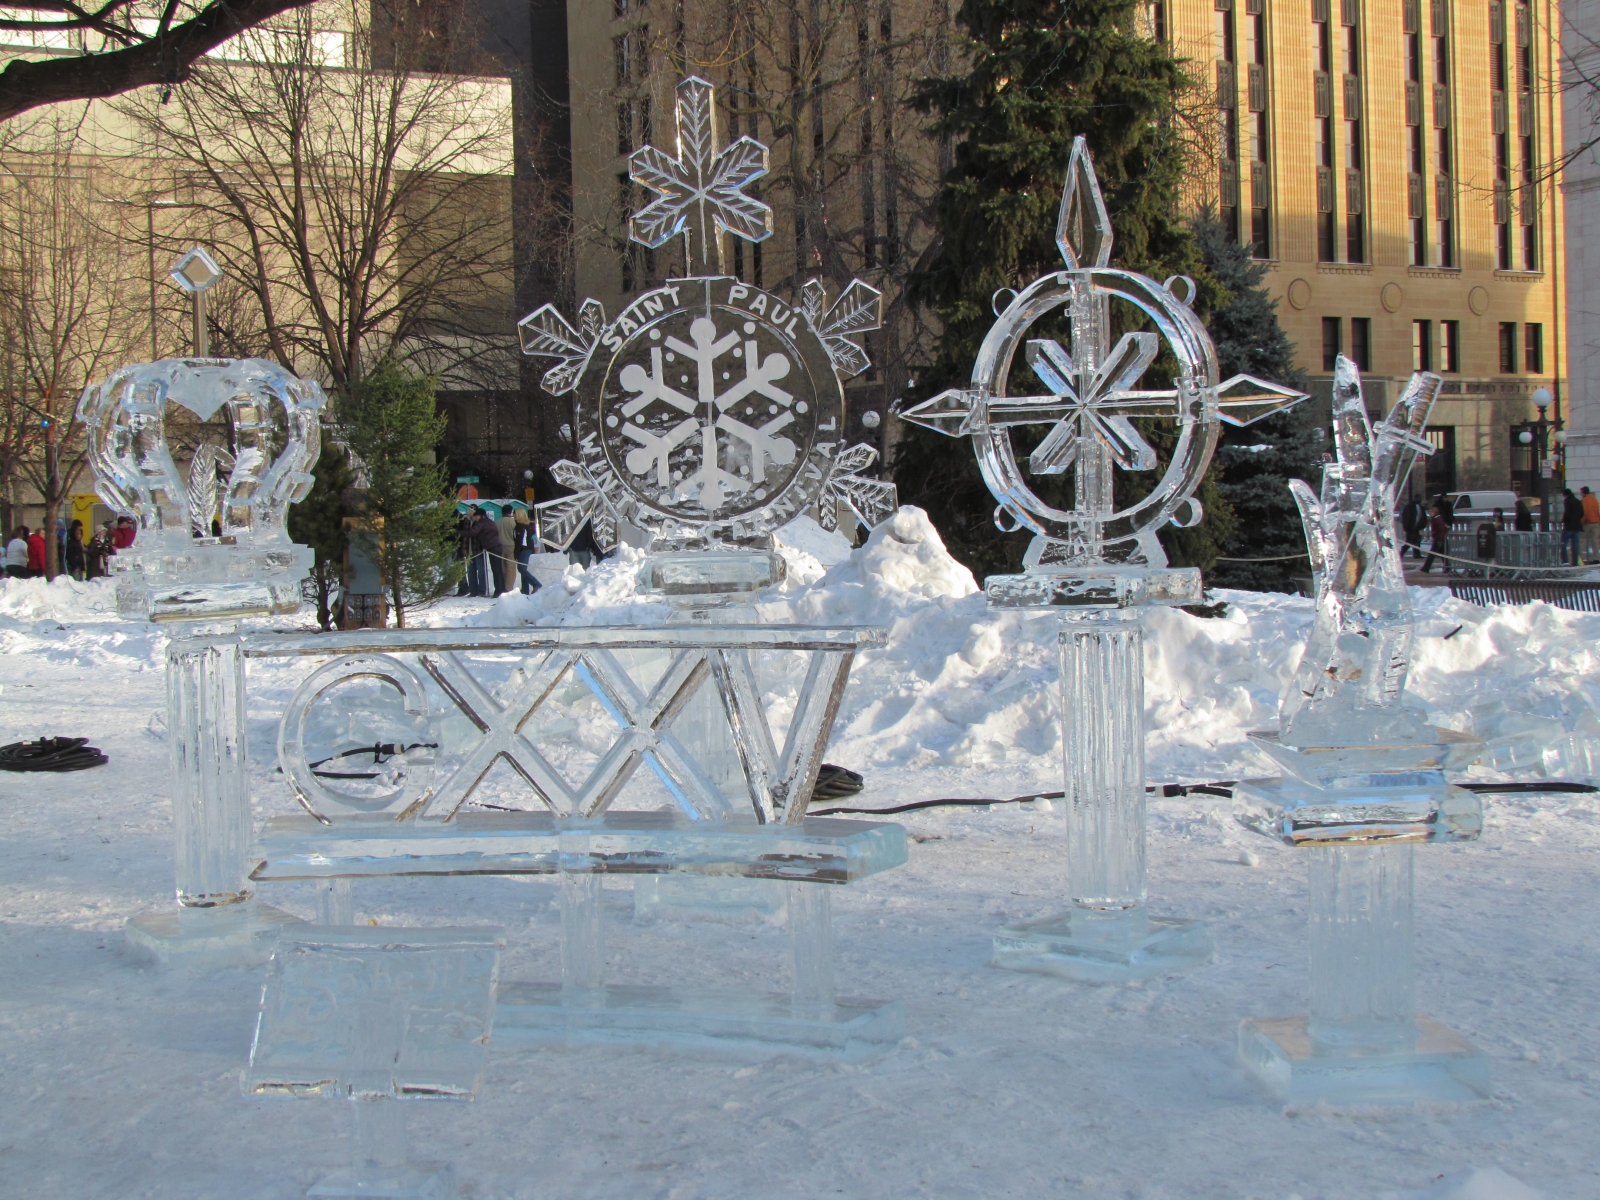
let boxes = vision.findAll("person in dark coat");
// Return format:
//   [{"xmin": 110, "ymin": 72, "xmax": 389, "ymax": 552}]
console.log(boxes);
[
  {"xmin": 85, "ymin": 524, "xmax": 111, "ymax": 579},
  {"xmin": 512, "ymin": 508, "xmax": 542, "ymax": 594},
  {"xmin": 1421, "ymin": 499, "xmax": 1452, "ymax": 574},
  {"xmin": 467, "ymin": 507, "xmax": 504, "ymax": 597},
  {"xmin": 1400, "ymin": 495, "xmax": 1425, "ymax": 560},
  {"xmin": 64, "ymin": 520, "xmax": 86, "ymax": 580},
  {"xmin": 1513, "ymin": 498, "xmax": 1534, "ymax": 531},
  {"xmin": 1561, "ymin": 487, "xmax": 1585, "ymax": 566}
]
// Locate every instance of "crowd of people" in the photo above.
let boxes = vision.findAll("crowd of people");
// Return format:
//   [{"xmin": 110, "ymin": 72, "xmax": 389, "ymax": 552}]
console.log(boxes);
[
  {"xmin": 3, "ymin": 515, "xmax": 137, "ymax": 581},
  {"xmin": 1398, "ymin": 486, "xmax": 1600, "ymax": 572},
  {"xmin": 457, "ymin": 504, "xmax": 550, "ymax": 598}
]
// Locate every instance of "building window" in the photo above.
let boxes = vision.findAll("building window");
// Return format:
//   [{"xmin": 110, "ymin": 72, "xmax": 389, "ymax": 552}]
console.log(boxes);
[
  {"xmin": 1441, "ymin": 320, "xmax": 1460, "ymax": 371},
  {"xmin": 1217, "ymin": 0, "xmax": 1240, "ymax": 244},
  {"xmin": 1314, "ymin": 6, "xmax": 1337, "ymax": 262},
  {"xmin": 1492, "ymin": 1, "xmax": 1512, "ymax": 269},
  {"xmin": 1524, "ymin": 322, "xmax": 1543, "ymax": 373},
  {"xmin": 1412, "ymin": 319, "xmax": 1433, "ymax": 372},
  {"xmin": 1351, "ymin": 317, "xmax": 1371, "ymax": 371},
  {"xmin": 1322, "ymin": 316, "xmax": 1342, "ymax": 371},
  {"xmin": 1499, "ymin": 322, "xmax": 1518, "ymax": 373},
  {"xmin": 1343, "ymin": 8, "xmax": 1366, "ymax": 263}
]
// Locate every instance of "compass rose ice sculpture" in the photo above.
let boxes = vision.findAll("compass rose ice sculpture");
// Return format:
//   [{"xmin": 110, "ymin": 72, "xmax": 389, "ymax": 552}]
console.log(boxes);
[
  {"xmin": 901, "ymin": 138, "xmax": 1308, "ymax": 982},
  {"xmin": 76, "ymin": 351, "xmax": 327, "ymax": 964},
  {"xmin": 520, "ymin": 75, "xmax": 896, "ymax": 591},
  {"xmin": 1233, "ymin": 357, "xmax": 1490, "ymax": 1104}
]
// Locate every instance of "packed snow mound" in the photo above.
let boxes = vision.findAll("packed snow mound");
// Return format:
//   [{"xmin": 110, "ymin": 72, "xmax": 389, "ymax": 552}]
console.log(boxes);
[
  {"xmin": 0, "ymin": 575, "xmax": 118, "ymax": 621},
  {"xmin": 773, "ymin": 515, "xmax": 854, "ymax": 584}
]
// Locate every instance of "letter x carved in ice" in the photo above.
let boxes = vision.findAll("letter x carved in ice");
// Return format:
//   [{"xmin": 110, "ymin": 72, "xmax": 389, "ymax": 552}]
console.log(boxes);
[{"xmin": 414, "ymin": 643, "xmax": 856, "ymax": 825}]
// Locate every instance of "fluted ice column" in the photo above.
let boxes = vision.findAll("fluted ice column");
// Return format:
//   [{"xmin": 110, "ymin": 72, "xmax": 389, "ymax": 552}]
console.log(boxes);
[
  {"xmin": 1062, "ymin": 609, "xmax": 1147, "ymax": 919},
  {"xmin": 1306, "ymin": 844, "xmax": 1416, "ymax": 1055},
  {"xmin": 991, "ymin": 608, "xmax": 1211, "ymax": 981}
]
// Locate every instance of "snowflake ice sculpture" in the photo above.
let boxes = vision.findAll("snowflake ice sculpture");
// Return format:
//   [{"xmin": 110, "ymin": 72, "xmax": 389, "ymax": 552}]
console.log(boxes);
[
  {"xmin": 520, "ymin": 76, "xmax": 896, "ymax": 552},
  {"xmin": 899, "ymin": 137, "xmax": 1308, "ymax": 606}
]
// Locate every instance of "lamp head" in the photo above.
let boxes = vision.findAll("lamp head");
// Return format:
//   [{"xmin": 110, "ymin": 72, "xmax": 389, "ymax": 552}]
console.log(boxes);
[{"xmin": 1532, "ymin": 386, "xmax": 1553, "ymax": 411}]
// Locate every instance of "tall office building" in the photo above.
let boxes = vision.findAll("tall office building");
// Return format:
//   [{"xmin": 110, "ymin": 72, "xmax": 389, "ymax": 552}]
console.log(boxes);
[{"xmin": 1166, "ymin": 0, "xmax": 1565, "ymax": 499}]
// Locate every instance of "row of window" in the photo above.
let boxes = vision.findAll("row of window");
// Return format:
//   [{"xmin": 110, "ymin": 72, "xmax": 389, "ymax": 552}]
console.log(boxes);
[
  {"xmin": 1199, "ymin": 0, "xmax": 1541, "ymax": 269},
  {"xmin": 1321, "ymin": 316, "xmax": 1543, "ymax": 374}
]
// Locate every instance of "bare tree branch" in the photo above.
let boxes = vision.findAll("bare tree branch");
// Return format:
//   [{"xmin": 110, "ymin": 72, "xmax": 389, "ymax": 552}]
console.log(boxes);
[{"xmin": 0, "ymin": 0, "xmax": 317, "ymax": 123}]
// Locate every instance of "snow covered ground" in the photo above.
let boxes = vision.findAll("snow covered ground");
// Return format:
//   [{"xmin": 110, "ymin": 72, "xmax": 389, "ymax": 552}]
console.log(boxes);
[{"xmin": 1, "ymin": 510, "xmax": 1597, "ymax": 1199}]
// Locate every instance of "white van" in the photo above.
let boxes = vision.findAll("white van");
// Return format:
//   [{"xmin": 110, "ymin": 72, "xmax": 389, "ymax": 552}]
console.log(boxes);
[{"xmin": 1443, "ymin": 491, "xmax": 1540, "ymax": 522}]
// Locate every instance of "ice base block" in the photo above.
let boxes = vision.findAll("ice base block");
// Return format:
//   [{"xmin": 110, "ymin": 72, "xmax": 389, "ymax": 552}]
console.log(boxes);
[
  {"xmin": 992, "ymin": 909, "xmax": 1214, "ymax": 983},
  {"xmin": 306, "ymin": 1163, "xmax": 453, "ymax": 1199},
  {"xmin": 632, "ymin": 875, "xmax": 788, "ymax": 922},
  {"xmin": 1240, "ymin": 1015, "xmax": 1491, "ymax": 1105},
  {"xmin": 494, "ymin": 982, "xmax": 903, "ymax": 1061},
  {"xmin": 125, "ymin": 900, "xmax": 302, "ymax": 967}
]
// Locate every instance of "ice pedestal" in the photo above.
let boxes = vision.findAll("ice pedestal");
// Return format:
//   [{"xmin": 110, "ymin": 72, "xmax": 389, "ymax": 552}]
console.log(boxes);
[
  {"xmin": 126, "ymin": 629, "xmax": 298, "ymax": 966},
  {"xmin": 494, "ymin": 839, "xmax": 902, "ymax": 1060},
  {"xmin": 993, "ymin": 609, "xmax": 1212, "ymax": 982},
  {"xmin": 245, "ymin": 927, "xmax": 502, "ymax": 1199},
  {"xmin": 1237, "ymin": 842, "xmax": 1490, "ymax": 1105}
]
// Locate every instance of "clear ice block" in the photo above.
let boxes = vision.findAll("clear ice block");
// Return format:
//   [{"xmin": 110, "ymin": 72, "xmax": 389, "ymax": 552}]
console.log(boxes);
[
  {"xmin": 993, "ymin": 609, "xmax": 1212, "ymax": 981},
  {"xmin": 247, "ymin": 926, "xmax": 502, "ymax": 1199}
]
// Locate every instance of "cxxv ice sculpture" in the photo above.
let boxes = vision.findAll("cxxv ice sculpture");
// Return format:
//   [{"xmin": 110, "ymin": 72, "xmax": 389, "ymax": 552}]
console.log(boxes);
[
  {"xmin": 1234, "ymin": 356, "xmax": 1490, "ymax": 1104},
  {"xmin": 77, "ymin": 321, "xmax": 326, "ymax": 965},
  {"xmin": 236, "ymin": 74, "xmax": 907, "ymax": 1057},
  {"xmin": 900, "ymin": 138, "xmax": 1308, "ymax": 982}
]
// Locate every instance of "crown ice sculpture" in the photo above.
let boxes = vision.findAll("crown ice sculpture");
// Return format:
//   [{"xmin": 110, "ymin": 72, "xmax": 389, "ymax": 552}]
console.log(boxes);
[
  {"xmin": 901, "ymin": 138, "xmax": 1308, "ymax": 982},
  {"xmin": 78, "ymin": 356, "xmax": 325, "ymax": 621},
  {"xmin": 1234, "ymin": 356, "xmax": 1490, "ymax": 1105},
  {"xmin": 77, "ymin": 346, "xmax": 326, "ymax": 966},
  {"xmin": 520, "ymin": 76, "xmax": 896, "ymax": 600}
]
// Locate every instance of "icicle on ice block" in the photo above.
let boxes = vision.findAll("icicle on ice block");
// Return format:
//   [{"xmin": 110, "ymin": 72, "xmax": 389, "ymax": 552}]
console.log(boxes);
[
  {"xmin": 79, "ymin": 355, "xmax": 327, "ymax": 966},
  {"xmin": 1235, "ymin": 358, "xmax": 1490, "ymax": 1105},
  {"xmin": 901, "ymin": 136, "xmax": 1307, "ymax": 982}
]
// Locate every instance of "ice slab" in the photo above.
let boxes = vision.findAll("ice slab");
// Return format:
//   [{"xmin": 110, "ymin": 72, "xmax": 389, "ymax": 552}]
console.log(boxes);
[
  {"xmin": 246, "ymin": 926, "xmax": 503, "ymax": 1100},
  {"xmin": 306, "ymin": 1164, "xmax": 452, "ymax": 1199},
  {"xmin": 250, "ymin": 813, "xmax": 907, "ymax": 884},
  {"xmin": 125, "ymin": 900, "xmax": 302, "ymax": 967},
  {"xmin": 1235, "ymin": 777, "xmax": 1485, "ymax": 846},
  {"xmin": 1240, "ymin": 1015, "xmax": 1491, "ymax": 1106},
  {"xmin": 494, "ymin": 982, "xmax": 903, "ymax": 1061},
  {"xmin": 1248, "ymin": 729, "xmax": 1485, "ymax": 789},
  {"xmin": 992, "ymin": 907, "xmax": 1213, "ymax": 983},
  {"xmin": 984, "ymin": 565, "xmax": 1203, "ymax": 609}
]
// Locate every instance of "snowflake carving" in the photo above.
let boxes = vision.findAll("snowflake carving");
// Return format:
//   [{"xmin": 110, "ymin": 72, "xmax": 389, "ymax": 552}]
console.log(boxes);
[
  {"xmin": 629, "ymin": 76, "xmax": 773, "ymax": 273},
  {"xmin": 618, "ymin": 314, "xmax": 797, "ymax": 512}
]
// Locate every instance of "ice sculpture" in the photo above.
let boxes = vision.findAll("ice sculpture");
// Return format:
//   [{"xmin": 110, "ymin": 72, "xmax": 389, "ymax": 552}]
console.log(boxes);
[
  {"xmin": 1234, "ymin": 356, "xmax": 1491, "ymax": 1104},
  {"xmin": 76, "ymin": 352, "xmax": 326, "ymax": 965},
  {"xmin": 246, "ymin": 926, "xmax": 503, "ymax": 1198},
  {"xmin": 240, "ymin": 77, "xmax": 908, "ymax": 1058},
  {"xmin": 901, "ymin": 137, "xmax": 1307, "ymax": 982}
]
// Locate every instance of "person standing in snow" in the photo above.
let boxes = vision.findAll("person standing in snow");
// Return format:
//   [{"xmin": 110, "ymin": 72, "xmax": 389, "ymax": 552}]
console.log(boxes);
[
  {"xmin": 4, "ymin": 526, "xmax": 29, "ymax": 579},
  {"xmin": 64, "ymin": 520, "xmax": 86, "ymax": 580},
  {"xmin": 111, "ymin": 515, "xmax": 137, "ymax": 551},
  {"xmin": 85, "ymin": 524, "xmax": 111, "ymax": 578},
  {"xmin": 26, "ymin": 526, "xmax": 46, "ymax": 577},
  {"xmin": 512, "ymin": 508, "xmax": 542, "ymax": 595},
  {"xmin": 1561, "ymin": 487, "xmax": 1584, "ymax": 566},
  {"xmin": 1421, "ymin": 500, "xmax": 1451, "ymax": 574},
  {"xmin": 495, "ymin": 506, "xmax": 518, "ymax": 595},
  {"xmin": 1400, "ymin": 494, "xmax": 1425, "ymax": 560}
]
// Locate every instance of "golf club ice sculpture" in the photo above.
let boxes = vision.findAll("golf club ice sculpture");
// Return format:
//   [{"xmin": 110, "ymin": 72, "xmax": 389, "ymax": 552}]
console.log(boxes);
[
  {"xmin": 900, "ymin": 138, "xmax": 1307, "ymax": 982},
  {"xmin": 78, "ymin": 345, "xmax": 326, "ymax": 965},
  {"xmin": 1234, "ymin": 356, "xmax": 1490, "ymax": 1104}
]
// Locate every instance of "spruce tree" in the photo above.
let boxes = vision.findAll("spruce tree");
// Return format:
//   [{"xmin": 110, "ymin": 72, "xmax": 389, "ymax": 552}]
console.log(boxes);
[
  {"xmin": 287, "ymin": 439, "xmax": 355, "ymax": 631},
  {"xmin": 1191, "ymin": 215, "xmax": 1324, "ymax": 593},
  {"xmin": 896, "ymin": 0, "xmax": 1227, "ymax": 580},
  {"xmin": 340, "ymin": 362, "xmax": 463, "ymax": 628}
]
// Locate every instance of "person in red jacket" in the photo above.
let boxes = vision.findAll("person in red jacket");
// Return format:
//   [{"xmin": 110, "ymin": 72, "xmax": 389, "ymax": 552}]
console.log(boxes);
[
  {"xmin": 1421, "ymin": 499, "xmax": 1451, "ymax": 574},
  {"xmin": 26, "ymin": 527, "xmax": 46, "ymax": 577},
  {"xmin": 110, "ymin": 516, "xmax": 137, "ymax": 551}
]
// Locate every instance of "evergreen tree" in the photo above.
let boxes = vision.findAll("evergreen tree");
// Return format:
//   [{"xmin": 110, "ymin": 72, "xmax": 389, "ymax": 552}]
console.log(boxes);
[
  {"xmin": 1192, "ymin": 215, "xmax": 1324, "ymax": 593},
  {"xmin": 894, "ymin": 0, "xmax": 1228, "ymax": 580},
  {"xmin": 339, "ymin": 362, "xmax": 462, "ymax": 628},
  {"xmin": 287, "ymin": 438, "xmax": 355, "ymax": 631}
]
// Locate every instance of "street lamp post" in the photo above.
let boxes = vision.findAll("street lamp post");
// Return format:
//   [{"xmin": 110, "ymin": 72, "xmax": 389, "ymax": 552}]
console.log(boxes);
[
  {"xmin": 1531, "ymin": 387, "xmax": 1556, "ymax": 531},
  {"xmin": 169, "ymin": 246, "xmax": 224, "ymax": 356}
]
